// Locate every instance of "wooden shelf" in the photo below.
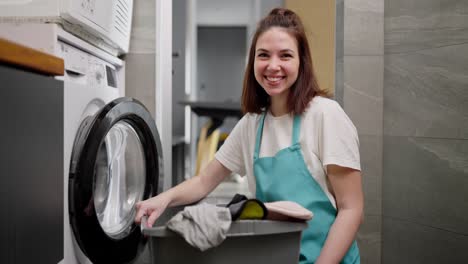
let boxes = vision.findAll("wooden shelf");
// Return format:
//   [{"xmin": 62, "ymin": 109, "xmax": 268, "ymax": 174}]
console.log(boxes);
[{"xmin": 0, "ymin": 37, "xmax": 64, "ymax": 76}]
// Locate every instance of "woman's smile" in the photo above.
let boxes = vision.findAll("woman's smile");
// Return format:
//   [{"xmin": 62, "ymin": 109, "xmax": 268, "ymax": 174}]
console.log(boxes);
[{"xmin": 265, "ymin": 75, "xmax": 285, "ymax": 85}]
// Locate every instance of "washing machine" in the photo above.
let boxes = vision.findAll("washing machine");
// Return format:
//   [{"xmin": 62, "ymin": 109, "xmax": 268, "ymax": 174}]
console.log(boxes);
[{"xmin": 0, "ymin": 24, "xmax": 163, "ymax": 264}]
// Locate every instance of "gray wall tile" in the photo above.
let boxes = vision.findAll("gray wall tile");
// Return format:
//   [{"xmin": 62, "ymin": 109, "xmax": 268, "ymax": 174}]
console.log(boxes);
[
  {"xmin": 344, "ymin": 56, "xmax": 383, "ymax": 136},
  {"xmin": 172, "ymin": 0, "xmax": 187, "ymax": 137},
  {"xmin": 382, "ymin": 217, "xmax": 468, "ymax": 264},
  {"xmin": 345, "ymin": 56, "xmax": 384, "ymax": 99},
  {"xmin": 384, "ymin": 44, "xmax": 468, "ymax": 138},
  {"xmin": 360, "ymin": 135, "xmax": 383, "ymax": 217},
  {"xmin": 357, "ymin": 215, "xmax": 382, "ymax": 264},
  {"xmin": 344, "ymin": 1, "xmax": 384, "ymax": 263},
  {"xmin": 129, "ymin": 0, "xmax": 156, "ymax": 54},
  {"xmin": 335, "ymin": 0, "xmax": 344, "ymax": 105},
  {"xmin": 383, "ymin": 1, "xmax": 468, "ymax": 263},
  {"xmin": 359, "ymin": 136, "xmax": 382, "ymax": 262},
  {"xmin": 385, "ymin": 0, "xmax": 468, "ymax": 54},
  {"xmin": 383, "ymin": 136, "xmax": 468, "ymax": 235},
  {"xmin": 126, "ymin": 0, "xmax": 157, "ymax": 118},
  {"xmin": 335, "ymin": 60, "xmax": 344, "ymax": 105},
  {"xmin": 125, "ymin": 53, "xmax": 156, "ymax": 117},
  {"xmin": 344, "ymin": 0, "xmax": 384, "ymax": 55},
  {"xmin": 336, "ymin": 0, "xmax": 344, "ymax": 60}
]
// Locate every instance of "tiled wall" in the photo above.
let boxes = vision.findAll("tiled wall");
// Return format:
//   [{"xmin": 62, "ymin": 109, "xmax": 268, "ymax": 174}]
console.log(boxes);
[
  {"xmin": 335, "ymin": 0, "xmax": 344, "ymax": 103},
  {"xmin": 343, "ymin": 0, "xmax": 384, "ymax": 263},
  {"xmin": 126, "ymin": 0, "xmax": 156, "ymax": 117},
  {"xmin": 172, "ymin": 0, "xmax": 187, "ymax": 138},
  {"xmin": 383, "ymin": 0, "xmax": 468, "ymax": 263}
]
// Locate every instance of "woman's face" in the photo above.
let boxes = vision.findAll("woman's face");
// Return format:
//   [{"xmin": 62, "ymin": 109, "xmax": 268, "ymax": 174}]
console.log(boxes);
[{"xmin": 254, "ymin": 27, "xmax": 300, "ymax": 99}]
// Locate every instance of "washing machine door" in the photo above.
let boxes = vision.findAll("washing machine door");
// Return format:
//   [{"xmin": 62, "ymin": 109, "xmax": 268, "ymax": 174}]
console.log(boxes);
[{"xmin": 68, "ymin": 97, "xmax": 163, "ymax": 264}]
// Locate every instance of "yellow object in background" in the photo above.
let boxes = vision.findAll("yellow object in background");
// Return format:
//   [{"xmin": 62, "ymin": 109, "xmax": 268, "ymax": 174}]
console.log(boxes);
[{"xmin": 195, "ymin": 121, "xmax": 226, "ymax": 176}]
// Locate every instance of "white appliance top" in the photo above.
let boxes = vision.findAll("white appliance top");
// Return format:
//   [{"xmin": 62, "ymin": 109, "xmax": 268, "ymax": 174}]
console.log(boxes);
[
  {"xmin": 0, "ymin": 23, "xmax": 125, "ymax": 95},
  {"xmin": 0, "ymin": 0, "xmax": 133, "ymax": 56}
]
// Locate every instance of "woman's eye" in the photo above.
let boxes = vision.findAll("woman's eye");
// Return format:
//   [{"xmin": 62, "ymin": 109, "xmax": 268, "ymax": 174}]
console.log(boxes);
[
  {"xmin": 257, "ymin": 53, "xmax": 268, "ymax": 58},
  {"xmin": 281, "ymin": 53, "xmax": 293, "ymax": 58}
]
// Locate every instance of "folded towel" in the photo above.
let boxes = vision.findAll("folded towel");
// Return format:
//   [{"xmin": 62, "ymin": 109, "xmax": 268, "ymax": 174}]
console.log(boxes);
[
  {"xmin": 265, "ymin": 201, "xmax": 313, "ymax": 221},
  {"xmin": 167, "ymin": 203, "xmax": 232, "ymax": 251}
]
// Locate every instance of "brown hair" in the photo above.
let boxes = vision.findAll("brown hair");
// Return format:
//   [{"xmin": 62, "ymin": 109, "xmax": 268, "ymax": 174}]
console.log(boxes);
[{"xmin": 241, "ymin": 8, "xmax": 326, "ymax": 115}]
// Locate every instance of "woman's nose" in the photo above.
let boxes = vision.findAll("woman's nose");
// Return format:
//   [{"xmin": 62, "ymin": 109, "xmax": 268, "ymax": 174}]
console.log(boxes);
[{"xmin": 267, "ymin": 57, "xmax": 281, "ymax": 71}]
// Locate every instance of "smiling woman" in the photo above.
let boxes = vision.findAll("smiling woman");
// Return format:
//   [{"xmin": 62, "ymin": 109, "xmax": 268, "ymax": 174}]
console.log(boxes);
[{"xmin": 136, "ymin": 7, "xmax": 363, "ymax": 264}]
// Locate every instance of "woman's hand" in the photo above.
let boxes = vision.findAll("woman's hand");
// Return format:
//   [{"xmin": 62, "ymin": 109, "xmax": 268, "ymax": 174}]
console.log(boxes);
[
  {"xmin": 135, "ymin": 193, "xmax": 170, "ymax": 228},
  {"xmin": 134, "ymin": 159, "xmax": 233, "ymax": 228}
]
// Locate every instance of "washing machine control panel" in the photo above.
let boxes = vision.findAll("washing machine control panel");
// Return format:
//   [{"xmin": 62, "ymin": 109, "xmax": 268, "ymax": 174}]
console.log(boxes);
[
  {"xmin": 79, "ymin": 0, "xmax": 97, "ymax": 15},
  {"xmin": 57, "ymin": 40, "xmax": 119, "ymax": 89}
]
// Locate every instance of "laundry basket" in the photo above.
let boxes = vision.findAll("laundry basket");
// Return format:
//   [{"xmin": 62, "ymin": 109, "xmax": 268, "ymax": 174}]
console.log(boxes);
[{"xmin": 142, "ymin": 206, "xmax": 308, "ymax": 264}]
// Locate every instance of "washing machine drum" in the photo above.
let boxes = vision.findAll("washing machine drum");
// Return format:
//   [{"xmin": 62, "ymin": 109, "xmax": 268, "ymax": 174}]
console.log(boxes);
[{"xmin": 69, "ymin": 97, "xmax": 163, "ymax": 264}]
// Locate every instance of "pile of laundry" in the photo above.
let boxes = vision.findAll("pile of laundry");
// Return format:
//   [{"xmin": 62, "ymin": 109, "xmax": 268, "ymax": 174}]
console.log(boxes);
[{"xmin": 166, "ymin": 194, "xmax": 313, "ymax": 251}]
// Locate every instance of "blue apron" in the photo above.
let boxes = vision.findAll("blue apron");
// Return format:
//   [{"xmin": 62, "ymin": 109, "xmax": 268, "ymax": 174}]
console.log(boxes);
[{"xmin": 253, "ymin": 113, "xmax": 360, "ymax": 264}]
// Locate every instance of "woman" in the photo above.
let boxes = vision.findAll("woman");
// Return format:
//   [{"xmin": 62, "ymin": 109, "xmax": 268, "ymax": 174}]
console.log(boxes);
[{"xmin": 135, "ymin": 8, "xmax": 363, "ymax": 264}]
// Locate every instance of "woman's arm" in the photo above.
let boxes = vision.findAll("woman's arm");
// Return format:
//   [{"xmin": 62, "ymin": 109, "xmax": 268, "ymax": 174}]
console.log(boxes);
[
  {"xmin": 135, "ymin": 159, "xmax": 232, "ymax": 227},
  {"xmin": 316, "ymin": 164, "xmax": 364, "ymax": 264}
]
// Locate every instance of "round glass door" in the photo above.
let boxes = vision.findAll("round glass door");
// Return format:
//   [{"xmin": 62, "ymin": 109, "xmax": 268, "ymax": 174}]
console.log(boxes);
[
  {"xmin": 69, "ymin": 97, "xmax": 163, "ymax": 264},
  {"xmin": 94, "ymin": 121, "xmax": 146, "ymax": 239}
]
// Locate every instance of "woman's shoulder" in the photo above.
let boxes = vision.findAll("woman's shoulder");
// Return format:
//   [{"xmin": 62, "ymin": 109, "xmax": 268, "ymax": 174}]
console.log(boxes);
[
  {"xmin": 236, "ymin": 112, "xmax": 263, "ymax": 131},
  {"xmin": 242, "ymin": 112, "xmax": 262, "ymax": 123},
  {"xmin": 304, "ymin": 96, "xmax": 357, "ymax": 131},
  {"xmin": 305, "ymin": 96, "xmax": 343, "ymax": 117}
]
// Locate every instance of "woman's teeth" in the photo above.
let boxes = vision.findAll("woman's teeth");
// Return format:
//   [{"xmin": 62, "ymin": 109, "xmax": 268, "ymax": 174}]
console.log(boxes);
[{"xmin": 266, "ymin": 76, "xmax": 283, "ymax": 82}]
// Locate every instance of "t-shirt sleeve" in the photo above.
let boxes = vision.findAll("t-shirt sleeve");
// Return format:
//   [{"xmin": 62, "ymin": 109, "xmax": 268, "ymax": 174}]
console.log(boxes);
[
  {"xmin": 319, "ymin": 101, "xmax": 361, "ymax": 172},
  {"xmin": 214, "ymin": 115, "xmax": 247, "ymax": 176}
]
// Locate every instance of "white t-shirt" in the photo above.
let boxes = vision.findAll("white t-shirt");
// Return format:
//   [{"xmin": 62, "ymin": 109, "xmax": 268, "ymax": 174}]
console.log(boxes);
[{"xmin": 215, "ymin": 96, "xmax": 360, "ymax": 208}]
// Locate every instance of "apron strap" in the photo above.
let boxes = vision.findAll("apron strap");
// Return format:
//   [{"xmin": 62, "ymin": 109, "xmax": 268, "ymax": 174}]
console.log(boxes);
[
  {"xmin": 254, "ymin": 112, "xmax": 266, "ymax": 160},
  {"xmin": 292, "ymin": 115, "xmax": 301, "ymax": 145}
]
